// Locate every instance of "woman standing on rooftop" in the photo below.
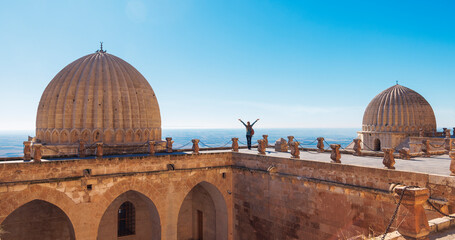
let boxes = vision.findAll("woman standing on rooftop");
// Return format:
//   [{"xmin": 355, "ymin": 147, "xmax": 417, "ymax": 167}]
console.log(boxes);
[{"xmin": 238, "ymin": 119, "xmax": 259, "ymax": 150}]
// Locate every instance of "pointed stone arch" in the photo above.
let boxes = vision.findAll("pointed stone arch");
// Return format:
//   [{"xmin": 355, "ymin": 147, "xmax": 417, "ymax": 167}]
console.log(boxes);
[
  {"xmin": 125, "ymin": 129, "xmax": 133, "ymax": 143},
  {"xmin": 81, "ymin": 129, "xmax": 91, "ymax": 143},
  {"xmin": 143, "ymin": 129, "xmax": 150, "ymax": 142},
  {"xmin": 60, "ymin": 129, "xmax": 70, "ymax": 143},
  {"xmin": 104, "ymin": 129, "xmax": 114, "ymax": 144},
  {"xmin": 1, "ymin": 200, "xmax": 76, "ymax": 240},
  {"xmin": 93, "ymin": 129, "xmax": 102, "ymax": 143},
  {"xmin": 177, "ymin": 181, "xmax": 228, "ymax": 240},
  {"xmin": 374, "ymin": 139, "xmax": 381, "ymax": 151},
  {"xmin": 70, "ymin": 129, "xmax": 80, "ymax": 144},
  {"xmin": 0, "ymin": 185, "xmax": 78, "ymax": 240},
  {"xmin": 45, "ymin": 130, "xmax": 51, "ymax": 142},
  {"xmin": 97, "ymin": 190, "xmax": 161, "ymax": 240},
  {"xmin": 51, "ymin": 129, "xmax": 59, "ymax": 143},
  {"xmin": 115, "ymin": 129, "xmax": 124, "ymax": 143},
  {"xmin": 134, "ymin": 129, "xmax": 142, "ymax": 143}
]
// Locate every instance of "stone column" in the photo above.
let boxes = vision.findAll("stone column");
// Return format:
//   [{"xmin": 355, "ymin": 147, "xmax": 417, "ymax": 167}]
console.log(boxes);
[
  {"xmin": 445, "ymin": 129, "xmax": 451, "ymax": 139},
  {"xmin": 192, "ymin": 139, "xmax": 200, "ymax": 154},
  {"xmin": 291, "ymin": 141, "xmax": 300, "ymax": 159},
  {"xmin": 399, "ymin": 148, "xmax": 411, "ymax": 160},
  {"xmin": 382, "ymin": 148, "xmax": 395, "ymax": 169},
  {"xmin": 148, "ymin": 141, "xmax": 155, "ymax": 155},
  {"xmin": 287, "ymin": 136, "xmax": 294, "ymax": 148},
  {"xmin": 317, "ymin": 137, "xmax": 325, "ymax": 153},
  {"xmin": 232, "ymin": 138, "xmax": 239, "ymax": 152},
  {"xmin": 33, "ymin": 143, "xmax": 42, "ymax": 163},
  {"xmin": 330, "ymin": 144, "xmax": 341, "ymax": 163},
  {"xmin": 450, "ymin": 151, "xmax": 455, "ymax": 176},
  {"xmin": 353, "ymin": 139, "xmax": 362, "ymax": 156},
  {"xmin": 422, "ymin": 139, "xmax": 430, "ymax": 157},
  {"xmin": 166, "ymin": 137, "xmax": 173, "ymax": 153},
  {"xmin": 445, "ymin": 138, "xmax": 452, "ymax": 151},
  {"xmin": 393, "ymin": 186, "xmax": 430, "ymax": 240},
  {"xmin": 78, "ymin": 140, "xmax": 86, "ymax": 158},
  {"xmin": 257, "ymin": 139, "xmax": 266, "ymax": 155},
  {"xmin": 96, "ymin": 142, "xmax": 103, "ymax": 158},
  {"xmin": 23, "ymin": 141, "xmax": 32, "ymax": 160},
  {"xmin": 262, "ymin": 135, "xmax": 268, "ymax": 147}
]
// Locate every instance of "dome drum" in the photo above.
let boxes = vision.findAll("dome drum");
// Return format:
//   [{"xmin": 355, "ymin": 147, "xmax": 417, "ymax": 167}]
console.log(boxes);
[
  {"xmin": 34, "ymin": 51, "xmax": 162, "ymax": 157},
  {"xmin": 36, "ymin": 127, "xmax": 161, "ymax": 144},
  {"xmin": 361, "ymin": 124, "xmax": 436, "ymax": 135}
]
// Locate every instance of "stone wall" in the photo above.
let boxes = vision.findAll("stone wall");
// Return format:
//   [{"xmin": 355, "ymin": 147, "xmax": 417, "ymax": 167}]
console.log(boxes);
[
  {"xmin": 0, "ymin": 151, "xmax": 454, "ymax": 240},
  {"xmin": 359, "ymin": 131, "xmax": 409, "ymax": 151},
  {"xmin": 231, "ymin": 153, "xmax": 455, "ymax": 239},
  {"xmin": 0, "ymin": 153, "xmax": 233, "ymax": 240}
]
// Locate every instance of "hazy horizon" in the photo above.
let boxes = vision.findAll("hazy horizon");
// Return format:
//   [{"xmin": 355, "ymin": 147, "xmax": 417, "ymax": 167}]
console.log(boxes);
[{"xmin": 0, "ymin": 128, "xmax": 359, "ymax": 157}]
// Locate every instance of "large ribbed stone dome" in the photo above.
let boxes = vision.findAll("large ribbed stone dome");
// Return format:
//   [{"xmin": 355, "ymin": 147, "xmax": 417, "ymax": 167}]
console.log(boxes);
[
  {"xmin": 362, "ymin": 84, "xmax": 436, "ymax": 133},
  {"xmin": 36, "ymin": 50, "xmax": 161, "ymax": 145}
]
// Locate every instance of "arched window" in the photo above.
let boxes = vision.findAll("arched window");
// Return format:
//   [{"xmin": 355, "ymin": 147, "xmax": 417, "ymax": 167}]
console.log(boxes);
[
  {"xmin": 118, "ymin": 201, "xmax": 135, "ymax": 237},
  {"xmin": 374, "ymin": 139, "xmax": 381, "ymax": 151}
]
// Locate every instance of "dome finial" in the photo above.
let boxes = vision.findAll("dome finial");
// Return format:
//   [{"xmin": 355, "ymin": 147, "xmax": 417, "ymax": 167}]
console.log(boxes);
[
  {"xmin": 396, "ymin": 80, "xmax": 399, "ymax": 85},
  {"xmin": 96, "ymin": 42, "xmax": 106, "ymax": 53}
]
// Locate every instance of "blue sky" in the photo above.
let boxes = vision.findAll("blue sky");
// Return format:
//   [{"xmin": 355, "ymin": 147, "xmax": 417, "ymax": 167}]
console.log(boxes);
[{"xmin": 0, "ymin": 0, "xmax": 454, "ymax": 130}]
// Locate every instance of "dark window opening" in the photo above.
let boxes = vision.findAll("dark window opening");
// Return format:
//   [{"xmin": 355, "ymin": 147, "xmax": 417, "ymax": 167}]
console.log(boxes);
[
  {"xmin": 86, "ymin": 184, "xmax": 92, "ymax": 191},
  {"xmin": 118, "ymin": 201, "xmax": 135, "ymax": 237},
  {"xmin": 197, "ymin": 210, "xmax": 203, "ymax": 240},
  {"xmin": 374, "ymin": 139, "xmax": 381, "ymax": 151},
  {"xmin": 83, "ymin": 169, "xmax": 92, "ymax": 176}
]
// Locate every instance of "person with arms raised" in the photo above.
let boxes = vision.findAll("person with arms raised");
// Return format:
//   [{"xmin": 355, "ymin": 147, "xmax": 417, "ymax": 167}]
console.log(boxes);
[{"xmin": 238, "ymin": 119, "xmax": 259, "ymax": 150}]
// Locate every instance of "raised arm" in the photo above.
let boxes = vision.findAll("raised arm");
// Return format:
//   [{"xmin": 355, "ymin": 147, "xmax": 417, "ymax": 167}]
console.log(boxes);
[
  {"xmin": 238, "ymin": 119, "xmax": 247, "ymax": 127},
  {"xmin": 251, "ymin": 118, "xmax": 259, "ymax": 126}
]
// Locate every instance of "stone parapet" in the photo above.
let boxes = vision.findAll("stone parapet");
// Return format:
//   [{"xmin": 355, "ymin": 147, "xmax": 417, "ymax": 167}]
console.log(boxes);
[
  {"xmin": 330, "ymin": 144, "xmax": 341, "ymax": 163},
  {"xmin": 393, "ymin": 186, "xmax": 430, "ymax": 240},
  {"xmin": 317, "ymin": 137, "xmax": 324, "ymax": 153},
  {"xmin": 23, "ymin": 141, "xmax": 31, "ymax": 161},
  {"xmin": 192, "ymin": 139, "xmax": 200, "ymax": 154},
  {"xmin": 231, "ymin": 138, "xmax": 239, "ymax": 152},
  {"xmin": 274, "ymin": 138, "xmax": 288, "ymax": 152}
]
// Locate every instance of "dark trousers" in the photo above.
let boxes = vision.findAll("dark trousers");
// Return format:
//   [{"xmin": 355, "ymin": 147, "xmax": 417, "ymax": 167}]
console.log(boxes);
[{"xmin": 246, "ymin": 135, "xmax": 252, "ymax": 149}]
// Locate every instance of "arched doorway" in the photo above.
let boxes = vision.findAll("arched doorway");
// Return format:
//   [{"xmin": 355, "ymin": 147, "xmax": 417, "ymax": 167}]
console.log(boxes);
[
  {"xmin": 97, "ymin": 190, "xmax": 161, "ymax": 240},
  {"xmin": 177, "ymin": 181, "xmax": 228, "ymax": 240},
  {"xmin": 1, "ymin": 200, "xmax": 75, "ymax": 240},
  {"xmin": 374, "ymin": 139, "xmax": 381, "ymax": 151}
]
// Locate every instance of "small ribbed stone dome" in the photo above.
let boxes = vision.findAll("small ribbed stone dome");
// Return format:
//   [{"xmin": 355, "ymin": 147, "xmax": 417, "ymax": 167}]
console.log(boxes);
[
  {"xmin": 36, "ymin": 51, "xmax": 161, "ymax": 145},
  {"xmin": 362, "ymin": 84, "xmax": 436, "ymax": 133}
]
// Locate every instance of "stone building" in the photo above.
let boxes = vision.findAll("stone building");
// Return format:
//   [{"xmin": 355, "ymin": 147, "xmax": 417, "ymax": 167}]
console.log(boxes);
[
  {"xmin": 359, "ymin": 84, "xmax": 437, "ymax": 151},
  {"xmin": 0, "ymin": 49, "xmax": 454, "ymax": 240}
]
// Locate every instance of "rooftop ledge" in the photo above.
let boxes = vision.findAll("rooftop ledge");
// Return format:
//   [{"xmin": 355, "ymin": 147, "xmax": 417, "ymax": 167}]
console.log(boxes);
[{"xmin": 2, "ymin": 145, "xmax": 454, "ymax": 177}]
